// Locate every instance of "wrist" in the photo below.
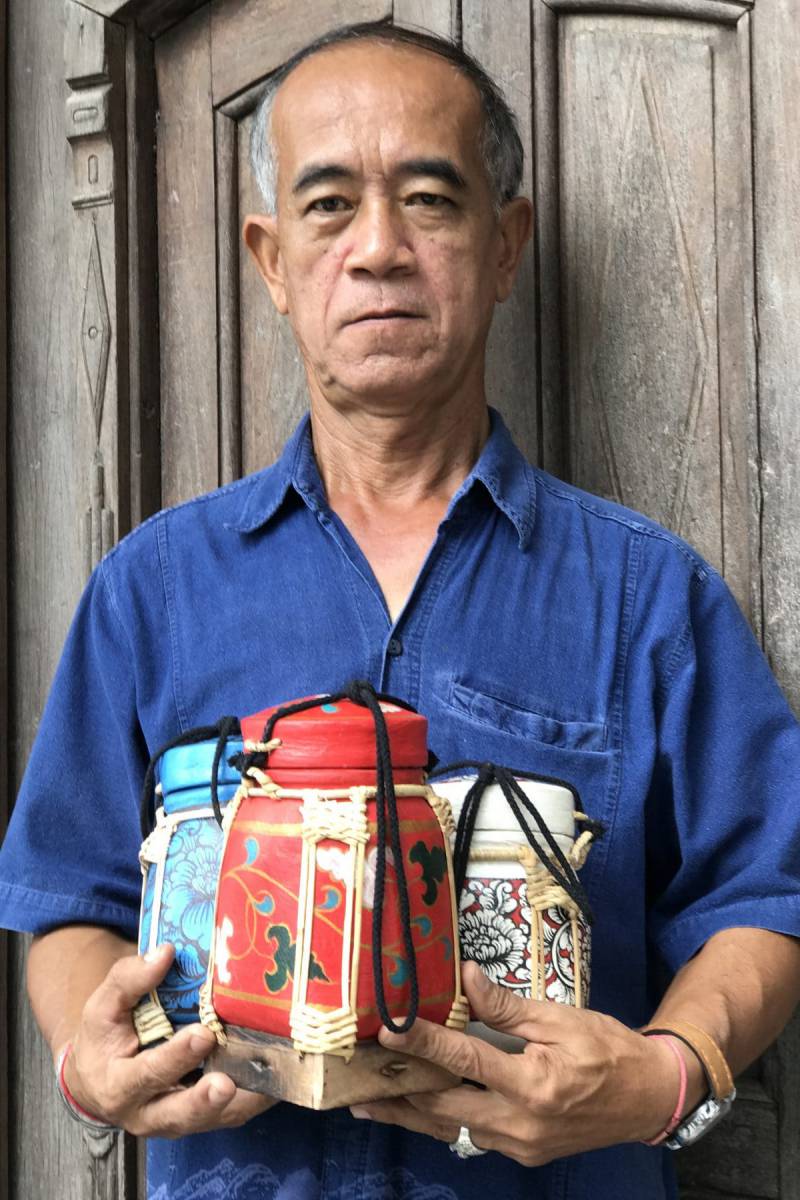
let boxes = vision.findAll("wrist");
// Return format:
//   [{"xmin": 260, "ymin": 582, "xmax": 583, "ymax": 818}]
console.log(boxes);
[
  {"xmin": 640, "ymin": 1034, "xmax": 689, "ymax": 1145},
  {"xmin": 56, "ymin": 1043, "xmax": 118, "ymax": 1133}
]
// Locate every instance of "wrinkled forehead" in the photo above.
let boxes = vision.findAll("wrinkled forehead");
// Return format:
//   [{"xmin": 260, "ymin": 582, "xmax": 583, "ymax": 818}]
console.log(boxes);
[{"xmin": 270, "ymin": 41, "xmax": 486, "ymax": 183}]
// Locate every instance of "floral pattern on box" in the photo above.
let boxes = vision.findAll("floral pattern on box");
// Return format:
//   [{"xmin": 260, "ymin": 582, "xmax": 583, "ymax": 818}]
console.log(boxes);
[
  {"xmin": 458, "ymin": 875, "xmax": 590, "ymax": 1006},
  {"xmin": 139, "ymin": 814, "xmax": 226, "ymax": 1022}
]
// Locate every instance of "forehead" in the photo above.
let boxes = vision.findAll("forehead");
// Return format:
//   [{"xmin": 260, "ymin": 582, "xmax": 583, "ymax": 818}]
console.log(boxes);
[{"xmin": 271, "ymin": 41, "xmax": 485, "ymax": 174}]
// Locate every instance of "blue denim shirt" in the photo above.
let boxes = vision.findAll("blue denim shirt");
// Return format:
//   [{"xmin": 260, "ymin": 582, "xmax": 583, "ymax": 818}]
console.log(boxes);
[{"xmin": 3, "ymin": 409, "xmax": 800, "ymax": 1199}]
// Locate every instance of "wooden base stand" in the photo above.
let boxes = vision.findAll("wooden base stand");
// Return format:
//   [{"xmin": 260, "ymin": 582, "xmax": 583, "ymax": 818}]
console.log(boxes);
[{"xmin": 206, "ymin": 1025, "xmax": 459, "ymax": 1110}]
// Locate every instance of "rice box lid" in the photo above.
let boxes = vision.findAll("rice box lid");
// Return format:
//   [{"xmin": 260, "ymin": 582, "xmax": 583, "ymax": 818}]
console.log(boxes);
[
  {"xmin": 240, "ymin": 695, "xmax": 427, "ymax": 771},
  {"xmin": 431, "ymin": 774, "xmax": 577, "ymax": 849},
  {"xmin": 152, "ymin": 738, "xmax": 243, "ymax": 818}
]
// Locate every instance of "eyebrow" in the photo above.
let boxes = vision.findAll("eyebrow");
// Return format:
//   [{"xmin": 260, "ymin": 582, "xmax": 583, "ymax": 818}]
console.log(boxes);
[{"xmin": 291, "ymin": 157, "xmax": 468, "ymax": 195}]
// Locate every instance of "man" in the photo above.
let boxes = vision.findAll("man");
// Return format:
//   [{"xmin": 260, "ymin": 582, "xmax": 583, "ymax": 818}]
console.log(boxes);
[{"xmin": 2, "ymin": 20, "xmax": 800, "ymax": 1200}]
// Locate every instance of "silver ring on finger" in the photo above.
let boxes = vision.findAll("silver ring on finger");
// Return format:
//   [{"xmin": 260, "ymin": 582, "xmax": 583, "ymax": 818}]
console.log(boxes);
[{"xmin": 449, "ymin": 1125, "xmax": 488, "ymax": 1159}]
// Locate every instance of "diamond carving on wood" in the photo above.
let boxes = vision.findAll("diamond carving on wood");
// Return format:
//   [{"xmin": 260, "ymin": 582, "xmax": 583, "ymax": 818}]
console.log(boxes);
[
  {"xmin": 588, "ymin": 50, "xmax": 710, "ymax": 534},
  {"xmin": 81, "ymin": 217, "xmax": 111, "ymax": 440}
]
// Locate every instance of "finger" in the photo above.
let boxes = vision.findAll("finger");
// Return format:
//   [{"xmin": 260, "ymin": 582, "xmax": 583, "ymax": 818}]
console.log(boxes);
[
  {"xmin": 462, "ymin": 962, "xmax": 573, "ymax": 1042},
  {"xmin": 351, "ymin": 1097, "xmax": 460, "ymax": 1145},
  {"xmin": 406, "ymin": 1083, "xmax": 515, "ymax": 1130},
  {"xmin": 378, "ymin": 1015, "xmax": 532, "ymax": 1097},
  {"xmin": 405, "ymin": 1086, "xmax": 527, "ymax": 1158},
  {"xmin": 125, "ymin": 1024, "xmax": 217, "ymax": 1102},
  {"xmin": 139, "ymin": 1073, "xmax": 274, "ymax": 1138},
  {"xmin": 90, "ymin": 944, "xmax": 176, "ymax": 1025}
]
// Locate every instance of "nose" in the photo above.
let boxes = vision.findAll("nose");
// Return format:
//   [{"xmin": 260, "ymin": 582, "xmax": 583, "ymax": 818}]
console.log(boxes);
[{"xmin": 343, "ymin": 197, "xmax": 415, "ymax": 278}]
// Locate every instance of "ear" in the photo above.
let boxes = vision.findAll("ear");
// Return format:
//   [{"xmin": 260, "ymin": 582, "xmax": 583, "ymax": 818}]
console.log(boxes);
[
  {"xmin": 242, "ymin": 213, "xmax": 288, "ymax": 314},
  {"xmin": 494, "ymin": 197, "xmax": 533, "ymax": 304}
]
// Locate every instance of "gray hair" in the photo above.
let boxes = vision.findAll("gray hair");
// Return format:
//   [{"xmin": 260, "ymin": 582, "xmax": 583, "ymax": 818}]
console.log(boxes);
[{"xmin": 249, "ymin": 22, "xmax": 524, "ymax": 217}]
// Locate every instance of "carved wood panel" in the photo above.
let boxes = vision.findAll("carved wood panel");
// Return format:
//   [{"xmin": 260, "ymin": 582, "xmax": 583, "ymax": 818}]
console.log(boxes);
[{"xmin": 559, "ymin": 11, "xmax": 756, "ymax": 619}]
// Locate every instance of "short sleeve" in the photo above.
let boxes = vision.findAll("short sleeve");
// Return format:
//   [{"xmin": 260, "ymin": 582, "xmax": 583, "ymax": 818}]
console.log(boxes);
[
  {"xmin": 0, "ymin": 560, "xmax": 146, "ymax": 937},
  {"xmin": 646, "ymin": 567, "xmax": 800, "ymax": 971}
]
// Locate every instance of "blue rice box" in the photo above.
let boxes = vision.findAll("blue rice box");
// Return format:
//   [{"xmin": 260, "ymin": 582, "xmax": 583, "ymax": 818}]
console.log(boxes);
[{"xmin": 138, "ymin": 738, "xmax": 243, "ymax": 1027}]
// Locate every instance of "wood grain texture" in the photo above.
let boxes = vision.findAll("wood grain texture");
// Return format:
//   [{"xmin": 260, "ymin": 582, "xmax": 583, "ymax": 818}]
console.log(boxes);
[
  {"xmin": 210, "ymin": 0, "xmax": 391, "ymax": 106},
  {"xmin": 560, "ymin": 13, "xmax": 757, "ymax": 619},
  {"xmin": 75, "ymin": 0, "xmax": 209, "ymax": 37},
  {"xmin": 66, "ymin": 0, "xmax": 131, "ymax": 561},
  {"xmin": 216, "ymin": 110, "xmax": 242, "ymax": 485},
  {"xmin": 462, "ymin": 0, "xmax": 538, "ymax": 464},
  {"xmin": 544, "ymin": 0, "xmax": 752, "ymax": 21},
  {"xmin": 156, "ymin": 5, "xmax": 219, "ymax": 506},
  {"xmin": 533, "ymin": 0, "xmax": 563, "ymax": 475},
  {"xmin": 126, "ymin": 28, "xmax": 161, "ymax": 527},
  {"xmin": 7, "ymin": 0, "xmax": 134, "ymax": 1192},
  {"xmin": 393, "ymin": 0, "xmax": 456, "ymax": 37}
]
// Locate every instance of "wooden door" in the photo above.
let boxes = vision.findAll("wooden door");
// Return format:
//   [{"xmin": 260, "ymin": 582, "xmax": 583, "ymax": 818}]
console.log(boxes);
[{"xmin": 4, "ymin": 0, "xmax": 799, "ymax": 1196}]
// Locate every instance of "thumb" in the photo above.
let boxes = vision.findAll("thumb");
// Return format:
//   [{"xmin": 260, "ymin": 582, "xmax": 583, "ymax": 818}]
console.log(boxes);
[
  {"xmin": 94, "ymin": 943, "xmax": 176, "ymax": 1023},
  {"xmin": 462, "ymin": 961, "xmax": 551, "ymax": 1040}
]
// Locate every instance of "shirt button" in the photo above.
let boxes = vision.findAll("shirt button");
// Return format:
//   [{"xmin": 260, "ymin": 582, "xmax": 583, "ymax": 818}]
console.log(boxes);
[{"xmin": 387, "ymin": 637, "xmax": 404, "ymax": 657}]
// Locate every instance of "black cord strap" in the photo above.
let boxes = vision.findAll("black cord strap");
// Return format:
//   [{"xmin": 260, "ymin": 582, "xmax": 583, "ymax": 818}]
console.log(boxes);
[
  {"xmin": 235, "ymin": 681, "xmax": 420, "ymax": 1035},
  {"xmin": 139, "ymin": 718, "xmax": 241, "ymax": 839},
  {"xmin": 429, "ymin": 760, "xmax": 597, "ymax": 925}
]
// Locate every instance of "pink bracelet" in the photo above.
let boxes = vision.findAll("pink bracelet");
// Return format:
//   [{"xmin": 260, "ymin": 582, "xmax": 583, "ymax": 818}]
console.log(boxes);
[
  {"xmin": 642, "ymin": 1034, "xmax": 688, "ymax": 1146},
  {"xmin": 55, "ymin": 1043, "xmax": 118, "ymax": 1133}
]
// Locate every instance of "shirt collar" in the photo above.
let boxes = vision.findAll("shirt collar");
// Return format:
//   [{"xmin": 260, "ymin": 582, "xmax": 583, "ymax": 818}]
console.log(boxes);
[
  {"xmin": 455, "ymin": 407, "xmax": 537, "ymax": 550},
  {"xmin": 227, "ymin": 406, "xmax": 537, "ymax": 550}
]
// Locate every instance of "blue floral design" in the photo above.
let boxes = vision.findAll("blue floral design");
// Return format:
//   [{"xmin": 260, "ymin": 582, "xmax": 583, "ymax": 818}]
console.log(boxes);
[
  {"xmin": 149, "ymin": 1159, "xmax": 281, "ymax": 1200},
  {"xmin": 152, "ymin": 817, "xmax": 224, "ymax": 1018},
  {"xmin": 148, "ymin": 1160, "xmax": 458, "ymax": 1200},
  {"xmin": 138, "ymin": 873, "xmax": 155, "ymax": 956}
]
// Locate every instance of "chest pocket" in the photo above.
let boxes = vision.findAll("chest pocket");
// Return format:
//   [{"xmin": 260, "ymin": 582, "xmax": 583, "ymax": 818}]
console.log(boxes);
[
  {"xmin": 446, "ymin": 677, "xmax": 608, "ymax": 753},
  {"xmin": 432, "ymin": 674, "xmax": 617, "ymax": 863}
]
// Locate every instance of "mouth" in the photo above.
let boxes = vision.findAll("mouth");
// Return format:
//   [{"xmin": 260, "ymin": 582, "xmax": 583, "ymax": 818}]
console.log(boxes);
[{"xmin": 345, "ymin": 310, "xmax": 423, "ymax": 326}]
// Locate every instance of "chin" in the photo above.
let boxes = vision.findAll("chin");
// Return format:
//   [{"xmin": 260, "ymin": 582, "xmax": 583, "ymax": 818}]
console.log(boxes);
[{"xmin": 321, "ymin": 355, "xmax": 449, "ymax": 405}]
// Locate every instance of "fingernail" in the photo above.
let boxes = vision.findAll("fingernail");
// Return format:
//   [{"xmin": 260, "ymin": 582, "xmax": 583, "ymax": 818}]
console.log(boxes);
[
  {"xmin": 190, "ymin": 1033, "xmax": 211, "ymax": 1054},
  {"xmin": 350, "ymin": 1106, "xmax": 371, "ymax": 1120},
  {"xmin": 143, "ymin": 944, "xmax": 167, "ymax": 963},
  {"xmin": 208, "ymin": 1083, "xmax": 228, "ymax": 1105}
]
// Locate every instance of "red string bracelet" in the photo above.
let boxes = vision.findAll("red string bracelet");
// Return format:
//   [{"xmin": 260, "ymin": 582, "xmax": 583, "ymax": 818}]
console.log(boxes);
[
  {"xmin": 642, "ymin": 1034, "xmax": 688, "ymax": 1146},
  {"xmin": 56, "ymin": 1043, "xmax": 118, "ymax": 1133}
]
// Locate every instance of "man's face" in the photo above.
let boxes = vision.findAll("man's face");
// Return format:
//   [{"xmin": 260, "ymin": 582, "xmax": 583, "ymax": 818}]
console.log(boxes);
[{"xmin": 245, "ymin": 42, "xmax": 530, "ymax": 413}]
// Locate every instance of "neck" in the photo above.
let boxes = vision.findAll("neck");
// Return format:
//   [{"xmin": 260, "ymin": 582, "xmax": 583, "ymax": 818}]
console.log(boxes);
[{"xmin": 309, "ymin": 393, "xmax": 491, "ymax": 511}]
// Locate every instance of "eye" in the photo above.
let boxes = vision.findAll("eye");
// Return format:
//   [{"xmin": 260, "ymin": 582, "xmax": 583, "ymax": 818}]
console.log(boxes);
[
  {"xmin": 406, "ymin": 192, "xmax": 451, "ymax": 207},
  {"xmin": 307, "ymin": 196, "xmax": 352, "ymax": 214}
]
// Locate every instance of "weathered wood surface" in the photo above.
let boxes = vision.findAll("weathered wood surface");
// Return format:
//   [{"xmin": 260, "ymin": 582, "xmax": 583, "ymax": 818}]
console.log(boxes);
[
  {"xmin": 209, "ymin": 1028, "xmax": 459, "ymax": 1108},
  {"xmin": 559, "ymin": 13, "xmax": 757, "ymax": 621},
  {"xmin": 65, "ymin": 0, "xmax": 130, "ymax": 570},
  {"xmin": 545, "ymin": 0, "xmax": 752, "ymax": 20},
  {"xmin": 210, "ymin": 0, "xmax": 390, "ymax": 106},
  {"xmin": 463, "ymin": 0, "xmax": 539, "ymax": 464},
  {"xmin": 393, "ymin": 0, "xmax": 456, "ymax": 37},
  {"xmin": 156, "ymin": 6, "xmax": 218, "ymax": 507},
  {"xmin": 9, "ymin": 0, "xmax": 124, "ymax": 1194},
  {"xmin": 125, "ymin": 27, "xmax": 161, "ymax": 527},
  {"xmin": 75, "ymin": 0, "xmax": 209, "ymax": 37}
]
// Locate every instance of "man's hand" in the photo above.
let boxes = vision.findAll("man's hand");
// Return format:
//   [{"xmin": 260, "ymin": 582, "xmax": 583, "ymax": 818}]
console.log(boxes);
[
  {"xmin": 349, "ymin": 962, "xmax": 697, "ymax": 1166},
  {"xmin": 63, "ymin": 943, "xmax": 275, "ymax": 1138}
]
